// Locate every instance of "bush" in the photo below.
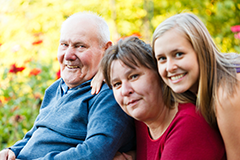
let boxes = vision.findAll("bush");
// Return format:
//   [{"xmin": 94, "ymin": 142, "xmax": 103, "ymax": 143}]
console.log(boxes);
[{"xmin": 0, "ymin": 59, "xmax": 59, "ymax": 150}]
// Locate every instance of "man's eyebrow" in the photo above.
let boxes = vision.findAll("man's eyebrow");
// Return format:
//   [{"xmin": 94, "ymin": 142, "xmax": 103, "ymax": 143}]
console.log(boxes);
[
  {"xmin": 59, "ymin": 40, "xmax": 66, "ymax": 43},
  {"xmin": 74, "ymin": 42, "xmax": 84, "ymax": 45}
]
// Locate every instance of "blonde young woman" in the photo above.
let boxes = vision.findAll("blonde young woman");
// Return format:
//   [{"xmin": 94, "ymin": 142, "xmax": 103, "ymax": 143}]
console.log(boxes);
[
  {"xmin": 152, "ymin": 12, "xmax": 240, "ymax": 159},
  {"xmin": 92, "ymin": 36, "xmax": 226, "ymax": 160}
]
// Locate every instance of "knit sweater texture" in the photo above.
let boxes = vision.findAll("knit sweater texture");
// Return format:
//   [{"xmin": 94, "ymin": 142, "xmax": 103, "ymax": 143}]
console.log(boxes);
[{"xmin": 10, "ymin": 78, "xmax": 135, "ymax": 160}]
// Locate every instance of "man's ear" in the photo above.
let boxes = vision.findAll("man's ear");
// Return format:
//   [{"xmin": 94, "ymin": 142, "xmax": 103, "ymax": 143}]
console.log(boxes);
[{"xmin": 104, "ymin": 41, "xmax": 112, "ymax": 51}]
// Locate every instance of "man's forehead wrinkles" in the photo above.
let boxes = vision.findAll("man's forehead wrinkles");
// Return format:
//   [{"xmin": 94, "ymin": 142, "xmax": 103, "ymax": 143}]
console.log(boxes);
[{"xmin": 60, "ymin": 37, "xmax": 86, "ymax": 44}]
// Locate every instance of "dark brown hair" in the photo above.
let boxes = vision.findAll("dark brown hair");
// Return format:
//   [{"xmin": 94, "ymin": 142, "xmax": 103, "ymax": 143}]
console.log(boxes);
[
  {"xmin": 100, "ymin": 36, "xmax": 175, "ymax": 109},
  {"xmin": 101, "ymin": 36, "xmax": 158, "ymax": 86}
]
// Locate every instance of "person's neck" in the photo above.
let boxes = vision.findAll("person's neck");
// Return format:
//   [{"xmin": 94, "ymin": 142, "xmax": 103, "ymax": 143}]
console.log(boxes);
[{"xmin": 147, "ymin": 105, "xmax": 178, "ymax": 140}]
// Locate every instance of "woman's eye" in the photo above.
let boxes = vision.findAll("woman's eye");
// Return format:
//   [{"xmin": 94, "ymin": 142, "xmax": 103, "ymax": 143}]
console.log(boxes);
[
  {"xmin": 130, "ymin": 74, "xmax": 139, "ymax": 80},
  {"xmin": 176, "ymin": 52, "xmax": 183, "ymax": 57},
  {"xmin": 157, "ymin": 56, "xmax": 166, "ymax": 62},
  {"xmin": 112, "ymin": 82, "xmax": 121, "ymax": 88}
]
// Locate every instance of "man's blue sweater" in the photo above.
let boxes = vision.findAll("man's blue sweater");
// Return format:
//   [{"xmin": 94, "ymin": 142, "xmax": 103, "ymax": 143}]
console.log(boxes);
[{"xmin": 10, "ymin": 78, "xmax": 135, "ymax": 160}]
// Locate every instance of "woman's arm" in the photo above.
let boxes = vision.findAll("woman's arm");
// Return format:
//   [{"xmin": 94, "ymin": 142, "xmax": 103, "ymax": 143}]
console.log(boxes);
[
  {"xmin": 216, "ymin": 73, "xmax": 240, "ymax": 160},
  {"xmin": 91, "ymin": 70, "xmax": 105, "ymax": 95}
]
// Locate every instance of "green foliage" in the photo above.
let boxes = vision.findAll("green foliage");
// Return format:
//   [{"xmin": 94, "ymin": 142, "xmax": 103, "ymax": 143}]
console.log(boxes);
[
  {"xmin": 0, "ymin": 60, "xmax": 57, "ymax": 149},
  {"xmin": 151, "ymin": 0, "xmax": 240, "ymax": 52},
  {"xmin": 0, "ymin": 0, "xmax": 239, "ymax": 150}
]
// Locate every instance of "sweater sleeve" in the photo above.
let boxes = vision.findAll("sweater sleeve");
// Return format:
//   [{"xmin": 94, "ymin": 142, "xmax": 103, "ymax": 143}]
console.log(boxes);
[
  {"xmin": 33, "ymin": 88, "xmax": 135, "ymax": 160},
  {"xmin": 9, "ymin": 125, "xmax": 37, "ymax": 156},
  {"xmin": 9, "ymin": 79, "xmax": 61, "ymax": 157},
  {"xmin": 9, "ymin": 97, "xmax": 50, "ymax": 157},
  {"xmin": 9, "ymin": 101, "xmax": 52, "ymax": 156},
  {"xmin": 161, "ymin": 114, "xmax": 225, "ymax": 160}
]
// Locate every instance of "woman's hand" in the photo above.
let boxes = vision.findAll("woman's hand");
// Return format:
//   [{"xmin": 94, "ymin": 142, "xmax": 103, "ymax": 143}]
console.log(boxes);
[
  {"xmin": 113, "ymin": 151, "xmax": 136, "ymax": 160},
  {"xmin": 91, "ymin": 70, "xmax": 105, "ymax": 95}
]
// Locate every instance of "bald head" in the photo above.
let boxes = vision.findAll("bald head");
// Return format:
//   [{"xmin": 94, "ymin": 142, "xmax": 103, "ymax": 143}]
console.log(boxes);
[{"xmin": 61, "ymin": 12, "xmax": 110, "ymax": 47}]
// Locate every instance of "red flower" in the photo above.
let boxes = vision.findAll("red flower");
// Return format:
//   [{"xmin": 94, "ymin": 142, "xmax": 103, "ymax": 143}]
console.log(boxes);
[
  {"xmin": 34, "ymin": 92, "xmax": 42, "ymax": 99},
  {"xmin": 234, "ymin": 33, "xmax": 240, "ymax": 39},
  {"xmin": 130, "ymin": 32, "xmax": 142, "ymax": 38},
  {"xmin": 56, "ymin": 69, "xmax": 61, "ymax": 79},
  {"xmin": 4, "ymin": 97, "xmax": 11, "ymax": 102},
  {"xmin": 0, "ymin": 43, "xmax": 2, "ymax": 47},
  {"xmin": 9, "ymin": 64, "xmax": 25, "ymax": 73},
  {"xmin": 32, "ymin": 40, "xmax": 43, "ymax": 45},
  {"xmin": 14, "ymin": 114, "xmax": 24, "ymax": 122},
  {"xmin": 116, "ymin": 32, "xmax": 142, "ymax": 42},
  {"xmin": 29, "ymin": 68, "xmax": 41, "ymax": 76},
  {"xmin": 231, "ymin": 25, "xmax": 240, "ymax": 32}
]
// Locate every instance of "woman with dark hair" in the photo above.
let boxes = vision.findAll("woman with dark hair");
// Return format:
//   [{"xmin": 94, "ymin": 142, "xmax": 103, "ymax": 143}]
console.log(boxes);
[{"xmin": 94, "ymin": 36, "xmax": 226, "ymax": 160}]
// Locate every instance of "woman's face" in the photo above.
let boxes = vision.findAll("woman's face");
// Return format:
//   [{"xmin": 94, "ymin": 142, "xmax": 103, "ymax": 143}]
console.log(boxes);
[
  {"xmin": 154, "ymin": 28, "xmax": 199, "ymax": 94},
  {"xmin": 110, "ymin": 60, "xmax": 164, "ymax": 122}
]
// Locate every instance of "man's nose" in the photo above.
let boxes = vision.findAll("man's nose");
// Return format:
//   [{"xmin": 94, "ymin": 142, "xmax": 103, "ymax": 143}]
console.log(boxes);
[{"xmin": 65, "ymin": 47, "xmax": 77, "ymax": 61}]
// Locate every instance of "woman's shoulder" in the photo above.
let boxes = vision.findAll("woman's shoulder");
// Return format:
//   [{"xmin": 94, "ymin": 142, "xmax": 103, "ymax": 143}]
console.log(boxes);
[
  {"xmin": 172, "ymin": 103, "xmax": 214, "ymax": 131},
  {"xmin": 166, "ymin": 103, "xmax": 223, "ymax": 146},
  {"xmin": 162, "ymin": 110, "xmax": 226, "ymax": 160},
  {"xmin": 176, "ymin": 103, "xmax": 202, "ymax": 119},
  {"xmin": 216, "ymin": 73, "xmax": 240, "ymax": 110}
]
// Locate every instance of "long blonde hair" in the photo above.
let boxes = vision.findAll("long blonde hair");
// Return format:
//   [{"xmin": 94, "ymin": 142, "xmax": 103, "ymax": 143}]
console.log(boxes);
[{"xmin": 152, "ymin": 13, "xmax": 240, "ymax": 127}]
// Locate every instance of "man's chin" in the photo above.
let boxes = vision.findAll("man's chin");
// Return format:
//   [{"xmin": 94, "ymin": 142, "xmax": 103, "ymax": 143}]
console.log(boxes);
[{"xmin": 62, "ymin": 77, "xmax": 81, "ymax": 88}]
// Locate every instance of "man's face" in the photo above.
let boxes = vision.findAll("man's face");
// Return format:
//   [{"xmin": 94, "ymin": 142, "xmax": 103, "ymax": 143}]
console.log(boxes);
[{"xmin": 57, "ymin": 18, "xmax": 104, "ymax": 89}]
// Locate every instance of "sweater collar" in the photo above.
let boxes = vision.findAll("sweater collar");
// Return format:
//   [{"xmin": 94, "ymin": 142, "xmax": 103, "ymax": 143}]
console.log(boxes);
[{"xmin": 60, "ymin": 78, "xmax": 92, "ymax": 95}]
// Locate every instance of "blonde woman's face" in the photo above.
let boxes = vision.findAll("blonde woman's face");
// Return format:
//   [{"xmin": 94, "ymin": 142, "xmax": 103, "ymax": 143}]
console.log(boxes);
[{"xmin": 154, "ymin": 28, "xmax": 199, "ymax": 94}]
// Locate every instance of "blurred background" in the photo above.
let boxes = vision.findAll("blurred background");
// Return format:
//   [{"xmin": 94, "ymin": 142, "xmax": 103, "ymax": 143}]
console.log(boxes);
[{"xmin": 0, "ymin": 0, "xmax": 239, "ymax": 149}]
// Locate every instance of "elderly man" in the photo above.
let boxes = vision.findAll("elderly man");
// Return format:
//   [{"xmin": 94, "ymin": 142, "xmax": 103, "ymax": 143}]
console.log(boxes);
[{"xmin": 0, "ymin": 12, "xmax": 135, "ymax": 160}]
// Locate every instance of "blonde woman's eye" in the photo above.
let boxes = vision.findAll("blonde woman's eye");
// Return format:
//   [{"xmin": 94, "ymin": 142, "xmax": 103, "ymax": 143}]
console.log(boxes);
[
  {"xmin": 157, "ymin": 56, "xmax": 166, "ymax": 62},
  {"xmin": 176, "ymin": 52, "xmax": 183, "ymax": 57}
]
